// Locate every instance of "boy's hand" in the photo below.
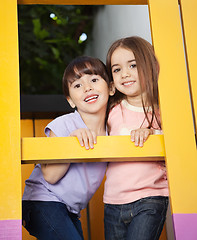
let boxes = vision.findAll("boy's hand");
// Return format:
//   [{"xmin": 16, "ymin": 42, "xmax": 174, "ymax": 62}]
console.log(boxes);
[
  {"xmin": 130, "ymin": 128, "xmax": 153, "ymax": 147},
  {"xmin": 70, "ymin": 128, "xmax": 97, "ymax": 150}
]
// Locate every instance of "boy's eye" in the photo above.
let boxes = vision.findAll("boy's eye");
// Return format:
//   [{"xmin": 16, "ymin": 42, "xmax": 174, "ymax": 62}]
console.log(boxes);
[{"xmin": 74, "ymin": 83, "xmax": 81, "ymax": 88}]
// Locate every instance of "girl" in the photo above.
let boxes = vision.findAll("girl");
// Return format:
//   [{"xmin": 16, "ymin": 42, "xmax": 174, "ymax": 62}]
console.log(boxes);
[
  {"xmin": 22, "ymin": 56, "xmax": 114, "ymax": 240},
  {"xmin": 104, "ymin": 36, "xmax": 169, "ymax": 240}
]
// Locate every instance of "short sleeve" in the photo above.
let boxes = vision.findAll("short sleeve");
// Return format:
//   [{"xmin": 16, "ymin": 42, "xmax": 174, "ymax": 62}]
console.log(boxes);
[
  {"xmin": 44, "ymin": 111, "xmax": 87, "ymax": 137},
  {"xmin": 45, "ymin": 116, "xmax": 70, "ymax": 137}
]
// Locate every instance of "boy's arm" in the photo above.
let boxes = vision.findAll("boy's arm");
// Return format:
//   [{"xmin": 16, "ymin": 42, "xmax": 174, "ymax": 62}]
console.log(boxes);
[{"xmin": 41, "ymin": 131, "xmax": 70, "ymax": 184}]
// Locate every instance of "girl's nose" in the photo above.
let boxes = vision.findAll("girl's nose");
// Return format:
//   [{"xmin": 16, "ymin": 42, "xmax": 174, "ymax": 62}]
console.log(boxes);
[
  {"xmin": 122, "ymin": 68, "xmax": 130, "ymax": 78},
  {"xmin": 84, "ymin": 83, "xmax": 93, "ymax": 92}
]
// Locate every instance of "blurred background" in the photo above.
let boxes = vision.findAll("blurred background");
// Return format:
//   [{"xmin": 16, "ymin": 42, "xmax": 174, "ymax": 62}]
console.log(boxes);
[{"xmin": 18, "ymin": 5, "xmax": 151, "ymax": 95}]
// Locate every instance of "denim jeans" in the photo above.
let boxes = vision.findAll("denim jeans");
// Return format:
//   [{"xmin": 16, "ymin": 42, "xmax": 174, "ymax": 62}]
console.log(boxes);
[
  {"xmin": 104, "ymin": 196, "xmax": 169, "ymax": 240},
  {"xmin": 22, "ymin": 201, "xmax": 84, "ymax": 240}
]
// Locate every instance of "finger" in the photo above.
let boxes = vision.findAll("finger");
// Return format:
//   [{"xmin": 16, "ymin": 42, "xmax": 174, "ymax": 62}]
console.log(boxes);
[
  {"xmin": 76, "ymin": 132, "xmax": 85, "ymax": 147},
  {"xmin": 91, "ymin": 131, "xmax": 97, "ymax": 145},
  {"xmin": 86, "ymin": 130, "xmax": 95, "ymax": 149},
  {"xmin": 130, "ymin": 130, "xmax": 135, "ymax": 142},
  {"xmin": 81, "ymin": 131, "xmax": 90, "ymax": 150},
  {"xmin": 139, "ymin": 131, "xmax": 144, "ymax": 147},
  {"xmin": 134, "ymin": 131, "xmax": 140, "ymax": 146},
  {"xmin": 144, "ymin": 130, "xmax": 150, "ymax": 141}
]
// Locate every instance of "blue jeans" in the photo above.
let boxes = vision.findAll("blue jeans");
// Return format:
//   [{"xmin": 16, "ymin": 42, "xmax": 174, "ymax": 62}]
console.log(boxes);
[
  {"xmin": 22, "ymin": 201, "xmax": 84, "ymax": 240},
  {"xmin": 104, "ymin": 196, "xmax": 169, "ymax": 240}
]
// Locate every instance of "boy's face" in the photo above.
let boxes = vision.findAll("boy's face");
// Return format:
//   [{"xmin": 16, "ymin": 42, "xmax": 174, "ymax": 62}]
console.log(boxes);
[{"xmin": 67, "ymin": 74, "xmax": 110, "ymax": 116}]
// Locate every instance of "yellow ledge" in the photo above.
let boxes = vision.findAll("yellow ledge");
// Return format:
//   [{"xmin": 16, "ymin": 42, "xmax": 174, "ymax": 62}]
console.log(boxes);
[
  {"xmin": 21, "ymin": 135, "xmax": 165, "ymax": 164},
  {"xmin": 17, "ymin": 0, "xmax": 147, "ymax": 5}
]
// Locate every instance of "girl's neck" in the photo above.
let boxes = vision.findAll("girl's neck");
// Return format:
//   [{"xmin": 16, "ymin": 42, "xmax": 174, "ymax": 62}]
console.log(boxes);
[
  {"xmin": 79, "ymin": 111, "xmax": 106, "ymax": 136},
  {"xmin": 126, "ymin": 92, "xmax": 148, "ymax": 107}
]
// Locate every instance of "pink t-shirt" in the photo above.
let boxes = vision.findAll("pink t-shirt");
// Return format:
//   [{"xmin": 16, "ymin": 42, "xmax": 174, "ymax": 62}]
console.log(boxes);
[{"xmin": 103, "ymin": 100, "xmax": 169, "ymax": 204}]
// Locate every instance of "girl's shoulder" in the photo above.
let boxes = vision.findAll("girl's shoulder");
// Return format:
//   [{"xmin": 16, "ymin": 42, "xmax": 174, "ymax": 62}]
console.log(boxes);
[
  {"xmin": 45, "ymin": 111, "xmax": 86, "ymax": 137},
  {"xmin": 49, "ymin": 111, "xmax": 81, "ymax": 126},
  {"xmin": 108, "ymin": 103, "xmax": 122, "ymax": 117}
]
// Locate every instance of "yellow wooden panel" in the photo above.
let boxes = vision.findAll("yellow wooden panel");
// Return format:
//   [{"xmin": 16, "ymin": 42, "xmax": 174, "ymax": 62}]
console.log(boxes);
[
  {"xmin": 80, "ymin": 209, "xmax": 88, "ymax": 240},
  {"xmin": 34, "ymin": 119, "xmax": 52, "ymax": 137},
  {"xmin": 21, "ymin": 120, "xmax": 34, "ymax": 137},
  {"xmin": 17, "ymin": 0, "xmax": 147, "ymax": 5},
  {"xmin": 21, "ymin": 120, "xmax": 37, "ymax": 240},
  {"xmin": 89, "ymin": 177, "xmax": 105, "ymax": 240},
  {"xmin": 148, "ymin": 0, "xmax": 197, "ymax": 213},
  {"xmin": 0, "ymin": 0, "xmax": 21, "ymax": 220},
  {"xmin": 159, "ymin": 225, "xmax": 167, "ymax": 240},
  {"xmin": 179, "ymin": 0, "xmax": 197, "ymax": 130},
  {"xmin": 21, "ymin": 135, "xmax": 165, "ymax": 163}
]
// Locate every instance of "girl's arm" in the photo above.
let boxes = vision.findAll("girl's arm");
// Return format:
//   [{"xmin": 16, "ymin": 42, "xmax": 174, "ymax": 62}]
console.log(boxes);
[
  {"xmin": 41, "ymin": 128, "xmax": 97, "ymax": 184},
  {"xmin": 41, "ymin": 131, "xmax": 70, "ymax": 184}
]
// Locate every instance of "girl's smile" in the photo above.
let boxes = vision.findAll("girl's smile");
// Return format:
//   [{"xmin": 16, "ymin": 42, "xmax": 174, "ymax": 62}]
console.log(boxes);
[
  {"xmin": 68, "ymin": 74, "xmax": 110, "ymax": 115},
  {"xmin": 111, "ymin": 47, "xmax": 147, "ymax": 106},
  {"xmin": 122, "ymin": 80, "xmax": 136, "ymax": 87},
  {"xmin": 84, "ymin": 94, "xmax": 99, "ymax": 103}
]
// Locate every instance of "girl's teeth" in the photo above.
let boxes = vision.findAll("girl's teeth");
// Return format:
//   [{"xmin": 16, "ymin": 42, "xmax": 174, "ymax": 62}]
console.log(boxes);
[
  {"xmin": 85, "ymin": 96, "xmax": 98, "ymax": 102},
  {"xmin": 123, "ymin": 82, "xmax": 133, "ymax": 86}
]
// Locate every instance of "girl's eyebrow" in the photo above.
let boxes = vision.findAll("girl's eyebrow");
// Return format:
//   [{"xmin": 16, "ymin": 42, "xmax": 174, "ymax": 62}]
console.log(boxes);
[
  {"xmin": 69, "ymin": 79, "xmax": 79, "ymax": 86},
  {"xmin": 128, "ymin": 59, "xmax": 136, "ymax": 63},
  {"xmin": 111, "ymin": 59, "xmax": 136, "ymax": 69}
]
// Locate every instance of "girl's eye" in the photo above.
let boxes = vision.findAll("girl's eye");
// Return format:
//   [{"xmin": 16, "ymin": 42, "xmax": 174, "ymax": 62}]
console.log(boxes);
[
  {"xmin": 74, "ymin": 83, "xmax": 81, "ymax": 88},
  {"xmin": 92, "ymin": 78, "xmax": 98, "ymax": 83},
  {"xmin": 130, "ymin": 63, "xmax": 136, "ymax": 68},
  {"xmin": 113, "ymin": 68, "xmax": 120, "ymax": 73}
]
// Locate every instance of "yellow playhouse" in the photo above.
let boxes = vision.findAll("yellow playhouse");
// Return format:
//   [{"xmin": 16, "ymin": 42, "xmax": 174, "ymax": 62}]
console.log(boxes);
[{"xmin": 0, "ymin": 0, "xmax": 197, "ymax": 239}]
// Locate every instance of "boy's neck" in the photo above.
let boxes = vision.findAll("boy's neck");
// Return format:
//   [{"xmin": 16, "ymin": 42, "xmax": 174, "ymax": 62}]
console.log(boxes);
[{"xmin": 79, "ymin": 111, "xmax": 106, "ymax": 136}]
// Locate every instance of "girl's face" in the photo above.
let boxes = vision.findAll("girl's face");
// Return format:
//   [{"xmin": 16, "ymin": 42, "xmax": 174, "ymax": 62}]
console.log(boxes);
[
  {"xmin": 111, "ymin": 47, "xmax": 146, "ymax": 106},
  {"xmin": 67, "ymin": 74, "xmax": 110, "ymax": 116}
]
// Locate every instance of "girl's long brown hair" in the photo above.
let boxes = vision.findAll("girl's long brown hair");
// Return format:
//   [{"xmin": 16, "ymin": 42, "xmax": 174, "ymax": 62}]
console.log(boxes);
[{"xmin": 106, "ymin": 36, "xmax": 161, "ymax": 129}]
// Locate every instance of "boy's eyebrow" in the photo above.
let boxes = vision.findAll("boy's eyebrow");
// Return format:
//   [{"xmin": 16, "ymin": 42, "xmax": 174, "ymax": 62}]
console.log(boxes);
[{"xmin": 111, "ymin": 59, "xmax": 136, "ymax": 69}]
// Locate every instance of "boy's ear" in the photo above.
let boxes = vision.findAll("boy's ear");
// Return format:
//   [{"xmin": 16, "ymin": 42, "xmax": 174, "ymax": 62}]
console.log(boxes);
[
  {"xmin": 109, "ymin": 82, "xmax": 116, "ymax": 96},
  {"xmin": 66, "ymin": 97, "xmax": 76, "ymax": 108}
]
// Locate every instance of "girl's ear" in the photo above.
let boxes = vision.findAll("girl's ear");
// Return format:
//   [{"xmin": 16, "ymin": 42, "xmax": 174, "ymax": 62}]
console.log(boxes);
[
  {"xmin": 109, "ymin": 82, "xmax": 116, "ymax": 96},
  {"xmin": 66, "ymin": 97, "xmax": 76, "ymax": 108}
]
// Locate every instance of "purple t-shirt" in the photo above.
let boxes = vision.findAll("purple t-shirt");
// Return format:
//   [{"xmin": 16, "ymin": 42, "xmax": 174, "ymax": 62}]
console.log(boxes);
[{"xmin": 22, "ymin": 111, "xmax": 107, "ymax": 214}]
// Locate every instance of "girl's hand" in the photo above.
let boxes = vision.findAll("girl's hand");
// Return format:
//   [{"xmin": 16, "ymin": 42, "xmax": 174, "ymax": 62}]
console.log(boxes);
[
  {"xmin": 130, "ymin": 128, "xmax": 153, "ymax": 147},
  {"xmin": 70, "ymin": 128, "xmax": 97, "ymax": 150}
]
